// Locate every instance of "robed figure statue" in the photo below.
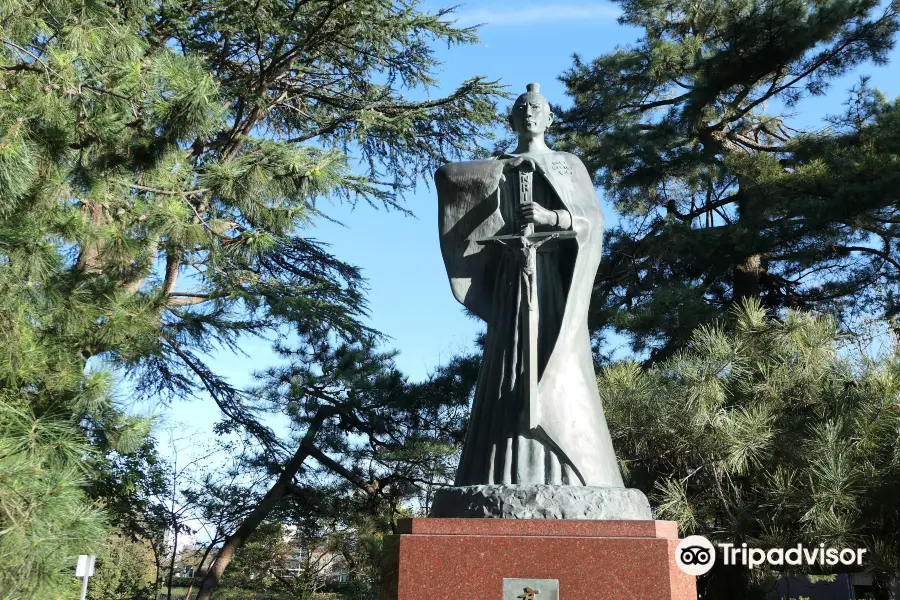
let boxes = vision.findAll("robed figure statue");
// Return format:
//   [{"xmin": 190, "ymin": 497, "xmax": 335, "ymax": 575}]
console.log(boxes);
[{"xmin": 435, "ymin": 83, "xmax": 625, "ymax": 493}]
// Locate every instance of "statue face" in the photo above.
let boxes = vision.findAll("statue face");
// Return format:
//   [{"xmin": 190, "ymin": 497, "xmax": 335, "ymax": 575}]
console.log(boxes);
[{"xmin": 511, "ymin": 94, "xmax": 551, "ymax": 137}]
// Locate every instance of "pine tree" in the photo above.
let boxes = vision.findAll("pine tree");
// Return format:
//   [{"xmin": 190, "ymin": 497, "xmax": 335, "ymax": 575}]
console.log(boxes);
[
  {"xmin": 600, "ymin": 301, "xmax": 900, "ymax": 599},
  {"xmin": 0, "ymin": 241, "xmax": 150, "ymax": 597},
  {"xmin": 556, "ymin": 0, "xmax": 900, "ymax": 361},
  {"xmin": 1, "ymin": 0, "xmax": 500, "ymax": 431},
  {"xmin": 0, "ymin": 402, "xmax": 109, "ymax": 598},
  {"xmin": 188, "ymin": 333, "xmax": 478, "ymax": 599},
  {"xmin": 1, "ymin": 0, "xmax": 500, "ymax": 594}
]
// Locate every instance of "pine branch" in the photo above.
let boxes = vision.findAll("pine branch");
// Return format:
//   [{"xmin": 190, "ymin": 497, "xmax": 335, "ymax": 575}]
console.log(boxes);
[
  {"xmin": 730, "ymin": 133, "xmax": 786, "ymax": 152},
  {"xmin": 167, "ymin": 295, "xmax": 211, "ymax": 307}
]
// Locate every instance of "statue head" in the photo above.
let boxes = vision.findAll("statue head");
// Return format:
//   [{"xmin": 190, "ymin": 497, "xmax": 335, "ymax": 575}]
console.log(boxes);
[{"xmin": 509, "ymin": 83, "xmax": 553, "ymax": 139}]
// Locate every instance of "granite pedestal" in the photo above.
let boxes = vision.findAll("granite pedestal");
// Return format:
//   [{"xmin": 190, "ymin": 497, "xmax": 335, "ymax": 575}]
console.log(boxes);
[
  {"xmin": 380, "ymin": 518, "xmax": 697, "ymax": 600},
  {"xmin": 414, "ymin": 83, "xmax": 698, "ymax": 600}
]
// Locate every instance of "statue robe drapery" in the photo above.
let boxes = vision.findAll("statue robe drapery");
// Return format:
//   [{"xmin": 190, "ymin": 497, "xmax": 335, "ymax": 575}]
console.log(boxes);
[{"xmin": 435, "ymin": 151, "xmax": 624, "ymax": 488}]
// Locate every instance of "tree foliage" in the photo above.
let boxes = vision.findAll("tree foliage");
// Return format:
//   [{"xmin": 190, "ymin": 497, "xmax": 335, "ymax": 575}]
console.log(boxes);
[
  {"xmin": 0, "ymin": 402, "xmax": 108, "ymax": 598},
  {"xmin": 1, "ymin": 0, "xmax": 500, "ymax": 435},
  {"xmin": 86, "ymin": 534, "xmax": 157, "ymax": 600},
  {"xmin": 190, "ymin": 334, "xmax": 478, "ymax": 599},
  {"xmin": 0, "ymin": 248, "xmax": 148, "ymax": 598},
  {"xmin": 255, "ymin": 334, "xmax": 478, "ymax": 506},
  {"xmin": 600, "ymin": 301, "xmax": 900, "ymax": 599},
  {"xmin": 1, "ymin": 0, "xmax": 500, "ymax": 591},
  {"xmin": 558, "ymin": 0, "xmax": 900, "ymax": 361}
]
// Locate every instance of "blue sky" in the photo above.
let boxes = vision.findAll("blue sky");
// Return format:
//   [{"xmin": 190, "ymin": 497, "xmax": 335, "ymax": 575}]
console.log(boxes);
[
  {"xmin": 150, "ymin": 0, "xmax": 900, "ymax": 438},
  {"xmin": 303, "ymin": 2, "xmax": 643, "ymax": 380}
]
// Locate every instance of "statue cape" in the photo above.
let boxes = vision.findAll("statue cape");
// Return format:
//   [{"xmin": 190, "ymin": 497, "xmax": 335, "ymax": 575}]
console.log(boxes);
[{"xmin": 435, "ymin": 151, "xmax": 623, "ymax": 487}]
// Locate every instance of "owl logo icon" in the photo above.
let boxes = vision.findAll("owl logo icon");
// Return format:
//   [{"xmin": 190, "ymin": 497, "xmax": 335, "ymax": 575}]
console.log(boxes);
[{"xmin": 675, "ymin": 535, "xmax": 717, "ymax": 576}]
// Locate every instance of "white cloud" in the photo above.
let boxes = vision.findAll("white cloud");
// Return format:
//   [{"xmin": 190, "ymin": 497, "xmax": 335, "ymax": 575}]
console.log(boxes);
[{"xmin": 455, "ymin": 3, "xmax": 620, "ymax": 26}]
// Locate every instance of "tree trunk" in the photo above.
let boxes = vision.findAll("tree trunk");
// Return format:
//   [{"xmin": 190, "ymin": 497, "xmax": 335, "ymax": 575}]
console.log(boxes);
[
  {"xmin": 194, "ymin": 479, "xmax": 294, "ymax": 600},
  {"xmin": 732, "ymin": 187, "xmax": 761, "ymax": 304},
  {"xmin": 166, "ymin": 528, "xmax": 178, "ymax": 600},
  {"xmin": 183, "ymin": 543, "xmax": 214, "ymax": 600},
  {"xmin": 75, "ymin": 200, "xmax": 107, "ymax": 275},
  {"xmin": 733, "ymin": 253, "xmax": 761, "ymax": 303},
  {"xmin": 194, "ymin": 408, "xmax": 334, "ymax": 600},
  {"xmin": 152, "ymin": 540, "xmax": 162, "ymax": 598}
]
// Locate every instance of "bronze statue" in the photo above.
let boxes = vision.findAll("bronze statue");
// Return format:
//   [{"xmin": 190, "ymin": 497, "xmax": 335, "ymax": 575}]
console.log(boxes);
[{"xmin": 435, "ymin": 83, "xmax": 623, "ymax": 490}]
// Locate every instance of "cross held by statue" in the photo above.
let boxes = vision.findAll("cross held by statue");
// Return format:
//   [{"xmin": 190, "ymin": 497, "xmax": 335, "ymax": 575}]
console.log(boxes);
[{"xmin": 475, "ymin": 161, "xmax": 576, "ymax": 430}]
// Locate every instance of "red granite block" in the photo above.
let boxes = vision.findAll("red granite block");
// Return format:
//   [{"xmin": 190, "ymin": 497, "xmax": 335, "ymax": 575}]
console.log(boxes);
[
  {"xmin": 381, "ymin": 519, "xmax": 696, "ymax": 600},
  {"xmin": 396, "ymin": 517, "xmax": 678, "ymax": 539}
]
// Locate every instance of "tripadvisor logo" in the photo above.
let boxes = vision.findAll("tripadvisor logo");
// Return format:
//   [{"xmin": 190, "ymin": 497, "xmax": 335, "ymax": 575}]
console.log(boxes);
[
  {"xmin": 674, "ymin": 536, "xmax": 868, "ymax": 576},
  {"xmin": 676, "ymin": 536, "xmax": 717, "ymax": 576}
]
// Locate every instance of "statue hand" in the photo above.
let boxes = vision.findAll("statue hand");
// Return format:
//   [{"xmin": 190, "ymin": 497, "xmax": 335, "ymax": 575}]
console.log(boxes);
[
  {"xmin": 503, "ymin": 156, "xmax": 536, "ymax": 173},
  {"xmin": 520, "ymin": 202, "xmax": 556, "ymax": 227}
]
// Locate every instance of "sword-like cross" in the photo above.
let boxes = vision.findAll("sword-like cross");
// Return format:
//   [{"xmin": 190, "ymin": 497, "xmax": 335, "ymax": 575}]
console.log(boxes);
[{"xmin": 476, "ymin": 162, "xmax": 576, "ymax": 430}]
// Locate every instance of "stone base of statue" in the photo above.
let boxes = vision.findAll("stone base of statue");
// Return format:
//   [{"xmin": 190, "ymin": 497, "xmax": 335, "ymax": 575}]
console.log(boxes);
[
  {"xmin": 429, "ymin": 484, "xmax": 653, "ymax": 520},
  {"xmin": 380, "ymin": 517, "xmax": 697, "ymax": 600}
]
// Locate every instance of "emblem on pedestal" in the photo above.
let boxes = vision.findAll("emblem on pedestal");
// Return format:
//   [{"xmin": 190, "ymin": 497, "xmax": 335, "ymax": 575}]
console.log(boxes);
[
  {"xmin": 517, "ymin": 586, "xmax": 540, "ymax": 599},
  {"xmin": 503, "ymin": 578, "xmax": 559, "ymax": 600}
]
